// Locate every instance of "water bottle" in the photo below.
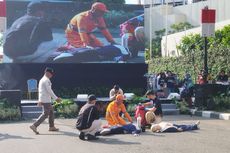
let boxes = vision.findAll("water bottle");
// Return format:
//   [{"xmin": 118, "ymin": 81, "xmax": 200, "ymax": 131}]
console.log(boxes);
[{"xmin": 137, "ymin": 114, "xmax": 142, "ymax": 130}]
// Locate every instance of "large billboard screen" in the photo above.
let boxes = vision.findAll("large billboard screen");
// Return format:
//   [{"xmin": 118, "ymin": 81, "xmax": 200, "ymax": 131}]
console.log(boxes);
[{"xmin": 2, "ymin": 0, "xmax": 145, "ymax": 63}]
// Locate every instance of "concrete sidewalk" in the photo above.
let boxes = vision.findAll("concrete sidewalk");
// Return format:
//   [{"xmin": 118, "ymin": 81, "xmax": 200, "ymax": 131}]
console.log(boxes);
[{"xmin": 0, "ymin": 115, "xmax": 230, "ymax": 153}]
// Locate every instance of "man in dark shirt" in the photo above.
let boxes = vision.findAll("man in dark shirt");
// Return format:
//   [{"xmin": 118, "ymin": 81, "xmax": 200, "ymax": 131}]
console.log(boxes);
[
  {"xmin": 76, "ymin": 95, "xmax": 101, "ymax": 141},
  {"xmin": 166, "ymin": 71, "xmax": 176, "ymax": 93},
  {"xmin": 216, "ymin": 70, "xmax": 228, "ymax": 83},
  {"xmin": 3, "ymin": 1, "xmax": 53, "ymax": 62},
  {"xmin": 143, "ymin": 90, "xmax": 163, "ymax": 123}
]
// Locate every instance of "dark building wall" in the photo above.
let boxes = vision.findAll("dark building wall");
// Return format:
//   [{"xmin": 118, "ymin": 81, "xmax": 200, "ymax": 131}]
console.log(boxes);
[{"xmin": 0, "ymin": 63, "xmax": 148, "ymax": 92}]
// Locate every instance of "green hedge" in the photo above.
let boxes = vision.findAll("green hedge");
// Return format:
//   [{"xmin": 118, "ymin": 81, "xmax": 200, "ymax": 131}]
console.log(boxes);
[
  {"xmin": 53, "ymin": 99, "xmax": 78, "ymax": 118},
  {"xmin": 0, "ymin": 99, "xmax": 21, "ymax": 121}
]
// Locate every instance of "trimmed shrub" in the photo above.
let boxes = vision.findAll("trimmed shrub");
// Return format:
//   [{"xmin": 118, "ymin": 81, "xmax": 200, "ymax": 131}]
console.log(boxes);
[
  {"xmin": 0, "ymin": 98, "xmax": 21, "ymax": 121},
  {"xmin": 53, "ymin": 99, "xmax": 78, "ymax": 118}
]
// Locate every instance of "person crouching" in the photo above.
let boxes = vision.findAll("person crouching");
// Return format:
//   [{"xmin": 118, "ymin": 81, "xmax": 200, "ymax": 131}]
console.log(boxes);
[{"xmin": 76, "ymin": 94, "xmax": 101, "ymax": 140}]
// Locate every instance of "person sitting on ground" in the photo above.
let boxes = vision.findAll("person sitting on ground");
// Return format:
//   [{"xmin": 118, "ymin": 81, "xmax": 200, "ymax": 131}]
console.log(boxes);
[
  {"xmin": 100, "ymin": 124, "xmax": 141, "ymax": 136},
  {"xmin": 143, "ymin": 90, "xmax": 163, "ymax": 124},
  {"xmin": 109, "ymin": 84, "xmax": 124, "ymax": 101},
  {"xmin": 76, "ymin": 94, "xmax": 101, "ymax": 141},
  {"xmin": 151, "ymin": 120, "xmax": 200, "ymax": 133},
  {"xmin": 105, "ymin": 94, "xmax": 132, "ymax": 126}
]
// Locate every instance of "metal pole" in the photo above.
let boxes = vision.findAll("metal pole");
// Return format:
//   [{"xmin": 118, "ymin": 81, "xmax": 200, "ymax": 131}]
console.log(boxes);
[
  {"xmin": 149, "ymin": 0, "xmax": 152, "ymax": 60},
  {"xmin": 165, "ymin": 2, "xmax": 168, "ymax": 56},
  {"xmin": 204, "ymin": 36, "xmax": 208, "ymax": 84}
]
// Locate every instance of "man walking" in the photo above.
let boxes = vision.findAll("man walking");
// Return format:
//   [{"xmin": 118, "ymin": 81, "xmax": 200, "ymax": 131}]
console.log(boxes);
[{"xmin": 30, "ymin": 67, "xmax": 61, "ymax": 134}]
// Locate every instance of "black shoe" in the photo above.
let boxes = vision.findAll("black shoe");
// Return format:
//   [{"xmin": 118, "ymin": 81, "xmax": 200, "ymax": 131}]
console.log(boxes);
[
  {"xmin": 141, "ymin": 126, "xmax": 146, "ymax": 132},
  {"xmin": 86, "ymin": 134, "xmax": 99, "ymax": 140},
  {"xmin": 95, "ymin": 131, "xmax": 101, "ymax": 136},
  {"xmin": 79, "ymin": 132, "xmax": 85, "ymax": 140}
]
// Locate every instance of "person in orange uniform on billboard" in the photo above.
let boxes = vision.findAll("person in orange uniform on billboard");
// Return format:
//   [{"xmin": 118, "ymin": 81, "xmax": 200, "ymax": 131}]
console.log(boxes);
[
  {"xmin": 65, "ymin": 2, "xmax": 116, "ymax": 48},
  {"xmin": 105, "ymin": 94, "xmax": 133, "ymax": 126}
]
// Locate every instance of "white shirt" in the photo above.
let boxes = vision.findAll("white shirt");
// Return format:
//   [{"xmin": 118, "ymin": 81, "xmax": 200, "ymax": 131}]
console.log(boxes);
[
  {"xmin": 158, "ymin": 122, "xmax": 174, "ymax": 132},
  {"xmin": 38, "ymin": 75, "xmax": 58, "ymax": 103},
  {"xmin": 109, "ymin": 88, "xmax": 124, "ymax": 101}
]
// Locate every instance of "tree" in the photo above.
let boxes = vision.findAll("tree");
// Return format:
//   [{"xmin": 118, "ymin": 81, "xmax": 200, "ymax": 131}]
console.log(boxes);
[
  {"xmin": 145, "ymin": 29, "xmax": 165, "ymax": 60},
  {"xmin": 170, "ymin": 22, "xmax": 194, "ymax": 33}
]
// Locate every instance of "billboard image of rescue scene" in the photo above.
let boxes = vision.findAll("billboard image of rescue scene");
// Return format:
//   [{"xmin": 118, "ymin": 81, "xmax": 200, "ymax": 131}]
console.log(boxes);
[{"xmin": 2, "ymin": 0, "xmax": 145, "ymax": 63}]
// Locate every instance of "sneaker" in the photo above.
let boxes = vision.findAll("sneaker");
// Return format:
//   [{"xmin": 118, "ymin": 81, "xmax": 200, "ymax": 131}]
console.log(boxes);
[
  {"xmin": 30, "ymin": 125, "xmax": 39, "ymax": 135},
  {"xmin": 100, "ymin": 128, "xmax": 111, "ymax": 136},
  {"xmin": 79, "ymin": 132, "xmax": 85, "ymax": 140},
  {"xmin": 86, "ymin": 134, "xmax": 99, "ymax": 140},
  {"xmin": 49, "ymin": 127, "xmax": 59, "ymax": 131}
]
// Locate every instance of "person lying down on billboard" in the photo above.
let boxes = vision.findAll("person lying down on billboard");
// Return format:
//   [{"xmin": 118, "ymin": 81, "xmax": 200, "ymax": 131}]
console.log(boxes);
[{"xmin": 47, "ymin": 44, "xmax": 130, "ymax": 63}]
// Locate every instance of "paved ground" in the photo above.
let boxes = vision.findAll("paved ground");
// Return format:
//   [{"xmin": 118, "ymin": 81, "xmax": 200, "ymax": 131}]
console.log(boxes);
[{"xmin": 0, "ymin": 115, "xmax": 230, "ymax": 153}]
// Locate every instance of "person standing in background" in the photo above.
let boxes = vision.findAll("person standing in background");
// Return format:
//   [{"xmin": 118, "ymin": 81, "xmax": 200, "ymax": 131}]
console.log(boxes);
[{"xmin": 109, "ymin": 84, "xmax": 123, "ymax": 101}]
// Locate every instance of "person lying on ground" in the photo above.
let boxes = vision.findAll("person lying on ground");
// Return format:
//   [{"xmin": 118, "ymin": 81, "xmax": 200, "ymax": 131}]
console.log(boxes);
[
  {"xmin": 100, "ymin": 124, "xmax": 141, "ymax": 136},
  {"xmin": 151, "ymin": 121, "xmax": 200, "ymax": 133}
]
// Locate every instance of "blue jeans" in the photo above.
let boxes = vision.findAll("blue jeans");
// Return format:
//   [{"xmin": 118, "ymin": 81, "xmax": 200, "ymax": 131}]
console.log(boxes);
[{"xmin": 163, "ymin": 124, "xmax": 198, "ymax": 132}]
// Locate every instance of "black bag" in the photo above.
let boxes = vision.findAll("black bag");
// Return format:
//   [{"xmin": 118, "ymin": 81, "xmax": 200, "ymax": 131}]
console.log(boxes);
[
  {"xmin": 3, "ymin": 29, "xmax": 31, "ymax": 58},
  {"xmin": 76, "ymin": 106, "xmax": 94, "ymax": 130},
  {"xmin": 76, "ymin": 113, "xmax": 85, "ymax": 130}
]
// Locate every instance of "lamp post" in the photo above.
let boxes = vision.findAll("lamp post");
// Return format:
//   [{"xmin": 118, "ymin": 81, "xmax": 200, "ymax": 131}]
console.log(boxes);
[
  {"xmin": 149, "ymin": 0, "xmax": 153, "ymax": 60},
  {"xmin": 165, "ymin": 0, "xmax": 168, "ymax": 57}
]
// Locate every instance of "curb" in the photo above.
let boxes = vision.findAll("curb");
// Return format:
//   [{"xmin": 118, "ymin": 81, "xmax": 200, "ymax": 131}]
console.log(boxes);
[{"xmin": 193, "ymin": 110, "xmax": 230, "ymax": 120}]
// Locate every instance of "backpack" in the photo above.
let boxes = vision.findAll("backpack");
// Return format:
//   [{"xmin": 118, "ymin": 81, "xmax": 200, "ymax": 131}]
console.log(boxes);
[
  {"xmin": 3, "ymin": 17, "xmax": 46, "ymax": 59},
  {"xmin": 135, "ymin": 104, "xmax": 147, "ymax": 126},
  {"xmin": 76, "ymin": 113, "xmax": 85, "ymax": 130},
  {"xmin": 76, "ymin": 106, "xmax": 94, "ymax": 130}
]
